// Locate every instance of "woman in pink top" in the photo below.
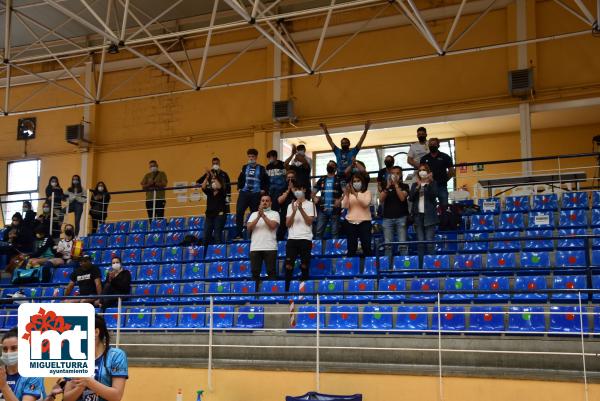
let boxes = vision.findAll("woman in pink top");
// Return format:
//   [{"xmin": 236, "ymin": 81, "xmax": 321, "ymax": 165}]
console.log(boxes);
[{"xmin": 342, "ymin": 172, "xmax": 373, "ymax": 256}]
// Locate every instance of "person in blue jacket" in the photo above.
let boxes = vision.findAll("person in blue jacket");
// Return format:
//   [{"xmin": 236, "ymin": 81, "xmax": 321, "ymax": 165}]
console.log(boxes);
[
  {"xmin": 234, "ymin": 148, "xmax": 269, "ymax": 240},
  {"xmin": 0, "ymin": 328, "xmax": 46, "ymax": 401},
  {"xmin": 63, "ymin": 315, "xmax": 128, "ymax": 401}
]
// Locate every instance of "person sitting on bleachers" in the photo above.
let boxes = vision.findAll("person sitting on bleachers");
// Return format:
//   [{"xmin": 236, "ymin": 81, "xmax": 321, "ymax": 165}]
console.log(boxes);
[
  {"xmin": 342, "ymin": 172, "xmax": 373, "ymax": 257},
  {"xmin": 28, "ymin": 225, "xmax": 57, "ymax": 264},
  {"xmin": 277, "ymin": 170, "xmax": 297, "ymax": 241},
  {"xmin": 234, "ymin": 148, "xmax": 269, "ymax": 240},
  {"xmin": 409, "ymin": 164, "xmax": 439, "ymax": 267},
  {"xmin": 1, "ymin": 212, "xmax": 34, "ymax": 256},
  {"xmin": 284, "ymin": 180, "xmax": 315, "ymax": 291},
  {"xmin": 64, "ymin": 254, "xmax": 102, "ymax": 303},
  {"xmin": 55, "ymin": 224, "xmax": 76, "ymax": 265},
  {"xmin": 313, "ymin": 160, "xmax": 342, "ymax": 239},
  {"xmin": 29, "ymin": 224, "xmax": 75, "ymax": 267},
  {"xmin": 96, "ymin": 256, "xmax": 131, "ymax": 311},
  {"xmin": 379, "ymin": 166, "xmax": 409, "ymax": 257},
  {"xmin": 90, "ymin": 181, "xmax": 111, "ymax": 234},
  {"xmin": 247, "ymin": 195, "xmax": 280, "ymax": 285},
  {"xmin": 201, "ymin": 171, "xmax": 227, "ymax": 245}
]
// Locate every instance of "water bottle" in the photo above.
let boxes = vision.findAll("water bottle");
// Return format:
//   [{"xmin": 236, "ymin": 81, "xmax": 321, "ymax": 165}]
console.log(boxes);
[{"xmin": 176, "ymin": 389, "xmax": 183, "ymax": 401}]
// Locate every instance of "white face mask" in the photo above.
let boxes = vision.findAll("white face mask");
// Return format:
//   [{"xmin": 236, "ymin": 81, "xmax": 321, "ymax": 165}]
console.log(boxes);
[
  {"xmin": 43, "ymin": 207, "xmax": 50, "ymax": 213},
  {"xmin": 98, "ymin": 186, "xmax": 105, "ymax": 192},
  {"xmin": 248, "ymin": 159, "xmax": 256, "ymax": 165},
  {"xmin": 294, "ymin": 161, "xmax": 302, "ymax": 167},
  {"xmin": 1, "ymin": 351, "xmax": 18, "ymax": 366},
  {"xmin": 50, "ymin": 181, "xmax": 57, "ymax": 187},
  {"xmin": 293, "ymin": 190, "xmax": 304, "ymax": 199},
  {"xmin": 212, "ymin": 164, "xmax": 220, "ymax": 171},
  {"xmin": 150, "ymin": 166, "xmax": 158, "ymax": 173},
  {"xmin": 72, "ymin": 180, "xmax": 80, "ymax": 185},
  {"xmin": 297, "ymin": 150, "xmax": 305, "ymax": 156},
  {"xmin": 211, "ymin": 182, "xmax": 219, "ymax": 190},
  {"xmin": 352, "ymin": 182, "xmax": 362, "ymax": 191},
  {"xmin": 111, "ymin": 262, "xmax": 121, "ymax": 271},
  {"xmin": 418, "ymin": 170, "xmax": 428, "ymax": 178}
]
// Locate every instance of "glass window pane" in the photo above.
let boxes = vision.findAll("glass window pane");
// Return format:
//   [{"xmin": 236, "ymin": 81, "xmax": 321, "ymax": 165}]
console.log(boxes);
[
  {"xmin": 7, "ymin": 160, "xmax": 40, "ymax": 192},
  {"xmin": 3, "ymin": 194, "xmax": 39, "ymax": 225},
  {"xmin": 315, "ymin": 151, "xmax": 336, "ymax": 177},
  {"xmin": 355, "ymin": 148, "xmax": 379, "ymax": 175}
]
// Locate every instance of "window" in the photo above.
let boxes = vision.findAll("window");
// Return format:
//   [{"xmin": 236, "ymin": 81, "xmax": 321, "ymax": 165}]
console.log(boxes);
[{"xmin": 3, "ymin": 160, "xmax": 41, "ymax": 225}]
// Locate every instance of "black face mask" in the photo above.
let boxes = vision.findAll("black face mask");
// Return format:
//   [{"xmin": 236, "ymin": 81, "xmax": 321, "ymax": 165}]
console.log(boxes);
[
  {"xmin": 81, "ymin": 261, "xmax": 92, "ymax": 270},
  {"xmin": 65, "ymin": 229, "xmax": 74, "ymax": 237},
  {"xmin": 326, "ymin": 166, "xmax": 336, "ymax": 174},
  {"xmin": 429, "ymin": 145, "xmax": 439, "ymax": 153},
  {"xmin": 384, "ymin": 160, "xmax": 394, "ymax": 168},
  {"xmin": 341, "ymin": 144, "xmax": 350, "ymax": 151},
  {"xmin": 418, "ymin": 135, "xmax": 427, "ymax": 143}
]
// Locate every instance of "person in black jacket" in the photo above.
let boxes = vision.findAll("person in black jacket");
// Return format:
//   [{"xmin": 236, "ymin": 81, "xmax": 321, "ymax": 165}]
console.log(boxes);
[
  {"xmin": 45, "ymin": 176, "xmax": 65, "ymax": 228},
  {"xmin": 90, "ymin": 181, "xmax": 111, "ymax": 234},
  {"xmin": 36, "ymin": 201, "xmax": 61, "ymax": 239},
  {"xmin": 29, "ymin": 225, "xmax": 56, "ymax": 260},
  {"xmin": 201, "ymin": 172, "xmax": 227, "ymax": 244},
  {"xmin": 0, "ymin": 213, "xmax": 34, "ymax": 257},
  {"xmin": 196, "ymin": 157, "xmax": 231, "ymax": 212},
  {"xmin": 409, "ymin": 164, "xmax": 440, "ymax": 268},
  {"xmin": 21, "ymin": 201, "xmax": 37, "ymax": 230},
  {"xmin": 96, "ymin": 256, "xmax": 131, "ymax": 310},
  {"xmin": 234, "ymin": 148, "xmax": 269, "ymax": 240},
  {"xmin": 65, "ymin": 174, "xmax": 86, "ymax": 236}
]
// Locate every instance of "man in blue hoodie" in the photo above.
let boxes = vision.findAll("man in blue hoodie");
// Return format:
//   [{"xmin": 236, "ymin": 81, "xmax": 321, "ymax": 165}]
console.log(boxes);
[{"xmin": 234, "ymin": 148, "xmax": 269, "ymax": 240}]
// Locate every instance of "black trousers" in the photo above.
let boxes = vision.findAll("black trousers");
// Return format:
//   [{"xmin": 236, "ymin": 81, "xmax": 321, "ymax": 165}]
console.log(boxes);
[
  {"xmin": 146, "ymin": 199, "xmax": 166, "ymax": 220},
  {"xmin": 345, "ymin": 220, "xmax": 373, "ymax": 257},
  {"xmin": 250, "ymin": 250, "xmax": 278, "ymax": 283},
  {"xmin": 235, "ymin": 191, "xmax": 261, "ymax": 237},
  {"xmin": 204, "ymin": 214, "xmax": 226, "ymax": 245},
  {"xmin": 284, "ymin": 239, "xmax": 311, "ymax": 290}
]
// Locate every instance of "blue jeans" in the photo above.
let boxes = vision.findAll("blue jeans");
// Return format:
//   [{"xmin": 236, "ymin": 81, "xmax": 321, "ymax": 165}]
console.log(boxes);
[
  {"xmin": 414, "ymin": 213, "xmax": 436, "ymax": 268},
  {"xmin": 382, "ymin": 217, "xmax": 407, "ymax": 257},
  {"xmin": 315, "ymin": 209, "xmax": 340, "ymax": 239}
]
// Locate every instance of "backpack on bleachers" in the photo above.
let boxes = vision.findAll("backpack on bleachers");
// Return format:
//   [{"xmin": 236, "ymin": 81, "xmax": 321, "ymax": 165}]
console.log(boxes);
[
  {"xmin": 438, "ymin": 204, "xmax": 466, "ymax": 231},
  {"xmin": 12, "ymin": 263, "xmax": 52, "ymax": 284}
]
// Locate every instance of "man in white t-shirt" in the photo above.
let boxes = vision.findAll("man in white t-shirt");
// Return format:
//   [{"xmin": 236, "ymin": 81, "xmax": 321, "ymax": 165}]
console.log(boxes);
[
  {"xmin": 284, "ymin": 181, "xmax": 315, "ymax": 291},
  {"xmin": 247, "ymin": 195, "xmax": 280, "ymax": 284},
  {"xmin": 407, "ymin": 126, "xmax": 429, "ymax": 169}
]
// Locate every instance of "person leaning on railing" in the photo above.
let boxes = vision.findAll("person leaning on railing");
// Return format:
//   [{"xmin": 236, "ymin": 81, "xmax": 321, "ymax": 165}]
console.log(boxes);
[
  {"xmin": 45, "ymin": 176, "xmax": 65, "ymax": 233},
  {"xmin": 409, "ymin": 164, "xmax": 439, "ymax": 268},
  {"xmin": 341, "ymin": 171, "xmax": 373, "ymax": 257},
  {"xmin": 90, "ymin": 181, "xmax": 111, "ymax": 234},
  {"xmin": 140, "ymin": 160, "xmax": 168, "ymax": 221},
  {"xmin": 65, "ymin": 175, "xmax": 86, "ymax": 237}
]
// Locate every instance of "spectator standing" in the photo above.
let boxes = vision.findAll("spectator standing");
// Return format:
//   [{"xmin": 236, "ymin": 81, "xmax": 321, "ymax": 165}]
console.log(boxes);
[
  {"xmin": 65, "ymin": 174, "xmax": 86, "ymax": 236},
  {"xmin": 140, "ymin": 160, "xmax": 168, "ymax": 220},
  {"xmin": 196, "ymin": 157, "xmax": 231, "ymax": 212},
  {"xmin": 201, "ymin": 171, "xmax": 227, "ymax": 244},
  {"xmin": 377, "ymin": 155, "xmax": 396, "ymax": 192},
  {"xmin": 45, "ymin": 176, "xmax": 65, "ymax": 228},
  {"xmin": 284, "ymin": 181, "xmax": 315, "ymax": 291},
  {"xmin": 321, "ymin": 121, "xmax": 371, "ymax": 185},
  {"xmin": 409, "ymin": 164, "xmax": 439, "ymax": 267},
  {"xmin": 36, "ymin": 201, "xmax": 61, "ymax": 239},
  {"xmin": 90, "ymin": 182, "xmax": 111, "ymax": 234},
  {"xmin": 420, "ymin": 138, "xmax": 454, "ymax": 207},
  {"xmin": 313, "ymin": 160, "xmax": 342, "ymax": 239},
  {"xmin": 266, "ymin": 150, "xmax": 287, "ymax": 212},
  {"xmin": 247, "ymin": 195, "xmax": 280, "ymax": 285},
  {"xmin": 407, "ymin": 126, "xmax": 429, "ymax": 169},
  {"xmin": 379, "ymin": 166, "xmax": 409, "ymax": 257},
  {"xmin": 284, "ymin": 144, "xmax": 312, "ymax": 195},
  {"xmin": 342, "ymin": 172, "xmax": 373, "ymax": 257},
  {"xmin": 234, "ymin": 149, "xmax": 269, "ymax": 240},
  {"xmin": 276, "ymin": 170, "xmax": 297, "ymax": 241}
]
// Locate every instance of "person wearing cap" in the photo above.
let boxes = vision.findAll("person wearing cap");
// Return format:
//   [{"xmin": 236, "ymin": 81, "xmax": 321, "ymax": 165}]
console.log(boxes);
[{"xmin": 64, "ymin": 254, "xmax": 102, "ymax": 303}]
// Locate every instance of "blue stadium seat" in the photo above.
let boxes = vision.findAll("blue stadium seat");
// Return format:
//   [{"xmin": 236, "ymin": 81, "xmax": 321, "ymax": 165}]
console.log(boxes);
[
  {"xmin": 592, "ymin": 210, "xmax": 600, "ymax": 228},
  {"xmin": 409, "ymin": 278, "xmax": 439, "ymax": 302},
  {"xmin": 132, "ymin": 284, "xmax": 157, "ymax": 304},
  {"xmin": 237, "ymin": 306, "xmax": 264, "ymax": 329},
  {"xmin": 423, "ymin": 255, "xmax": 450, "ymax": 270},
  {"xmin": 103, "ymin": 308, "xmax": 125, "ymax": 329},
  {"xmin": 232, "ymin": 281, "xmax": 256, "ymax": 301},
  {"xmin": 311, "ymin": 240, "xmax": 322, "ymax": 256},
  {"xmin": 130, "ymin": 220, "xmax": 149, "ymax": 233},
  {"xmin": 0, "ymin": 310, "xmax": 17, "ymax": 329},
  {"xmin": 594, "ymin": 191, "xmax": 600, "ymax": 209},
  {"xmin": 491, "ymin": 231, "xmax": 521, "ymax": 251},
  {"xmin": 327, "ymin": 305, "xmax": 358, "ymax": 330},
  {"xmin": 259, "ymin": 280, "xmax": 285, "ymax": 301},
  {"xmin": 556, "ymin": 250, "xmax": 586, "ymax": 268},
  {"xmin": 346, "ymin": 279, "xmax": 376, "ymax": 301},
  {"xmin": 288, "ymin": 280, "xmax": 316, "ymax": 300},
  {"xmin": 318, "ymin": 280, "xmax": 344, "ymax": 301},
  {"xmin": 277, "ymin": 241, "xmax": 286, "ymax": 258},
  {"xmin": 183, "ymin": 246, "xmax": 204, "ymax": 262},
  {"xmin": 22, "ymin": 287, "xmax": 41, "ymax": 299},
  {"xmin": 225, "ymin": 214, "xmax": 236, "ymax": 227},
  {"xmin": 295, "ymin": 306, "xmax": 325, "ymax": 330},
  {"xmin": 156, "ymin": 284, "xmax": 179, "ymax": 304},
  {"xmin": 122, "ymin": 248, "xmax": 141, "ymax": 264},
  {"xmin": 432, "ymin": 306, "xmax": 466, "ymax": 332},
  {"xmin": 53, "ymin": 267, "xmax": 73, "ymax": 284},
  {"xmin": 442, "ymin": 278, "xmax": 473, "ymax": 302},
  {"xmin": 528, "ymin": 211, "xmax": 554, "ymax": 229},
  {"xmin": 126, "ymin": 308, "xmax": 152, "ymax": 329},
  {"xmin": 552, "ymin": 275, "xmax": 586, "ymax": 301},
  {"xmin": 145, "ymin": 233, "xmax": 165, "ymax": 247},
  {"xmin": 377, "ymin": 278, "xmax": 406, "ymax": 301},
  {"xmin": 207, "ymin": 262, "xmax": 229, "ymax": 280},
  {"xmin": 513, "ymin": 276, "xmax": 547, "ymax": 302},
  {"xmin": 212, "ymin": 306, "xmax": 234, "ymax": 328},
  {"xmin": 559, "ymin": 210, "xmax": 588, "ymax": 228},
  {"xmin": 508, "ymin": 306, "xmax": 545, "ymax": 333},
  {"xmin": 230, "ymin": 261, "xmax": 252, "ymax": 279},
  {"xmin": 532, "ymin": 194, "xmax": 558, "ymax": 211},
  {"xmin": 142, "ymin": 248, "xmax": 162, "ymax": 264},
  {"xmin": 137, "ymin": 265, "xmax": 159, "ymax": 282},
  {"xmin": 183, "ymin": 263, "xmax": 205, "ymax": 280},
  {"xmin": 98, "ymin": 223, "xmax": 115, "ymax": 234},
  {"xmin": 165, "ymin": 232, "xmax": 185, "ymax": 246},
  {"xmin": 113, "ymin": 221, "xmax": 130, "ymax": 234},
  {"xmin": 167, "ymin": 217, "xmax": 186, "ymax": 231},
  {"xmin": 505, "ymin": 196, "xmax": 529, "ymax": 213},
  {"xmin": 187, "ymin": 216, "xmax": 205, "ymax": 231},
  {"xmin": 486, "ymin": 252, "xmax": 516, "ymax": 269},
  {"xmin": 152, "ymin": 307, "xmax": 178, "ymax": 328},
  {"xmin": 309, "ymin": 259, "xmax": 333, "ymax": 277},
  {"xmin": 335, "ymin": 257, "xmax": 360, "ymax": 277},
  {"xmin": 561, "ymin": 192, "xmax": 588, "ymax": 210},
  {"xmin": 523, "ymin": 230, "xmax": 553, "ymax": 251},
  {"xmin": 362, "ymin": 257, "xmax": 381, "ymax": 276},
  {"xmin": 395, "ymin": 306, "xmax": 428, "ymax": 332},
  {"xmin": 360, "ymin": 306, "xmax": 392, "ymax": 331},
  {"xmin": 206, "ymin": 244, "xmax": 227, "ymax": 260},
  {"xmin": 593, "ymin": 276, "xmax": 600, "ymax": 301},
  {"xmin": 230, "ymin": 243, "xmax": 250, "ymax": 260},
  {"xmin": 435, "ymin": 232, "xmax": 458, "ymax": 254},
  {"xmin": 469, "ymin": 214, "xmax": 495, "ymax": 232},
  {"xmin": 160, "ymin": 264, "xmax": 182, "ymax": 281},
  {"xmin": 324, "ymin": 239, "xmax": 347, "ymax": 256},
  {"xmin": 557, "ymin": 228, "xmax": 586, "ymax": 249},
  {"xmin": 595, "ymin": 307, "xmax": 600, "ymax": 334},
  {"xmin": 477, "ymin": 276, "xmax": 509, "ymax": 301},
  {"xmin": 126, "ymin": 233, "xmax": 144, "ymax": 248},
  {"xmin": 163, "ymin": 247, "xmax": 183, "ymax": 262},
  {"xmin": 108, "ymin": 235, "xmax": 127, "ymax": 248},
  {"xmin": 90, "ymin": 235, "xmax": 107, "ymax": 249},
  {"xmin": 42, "ymin": 287, "xmax": 64, "ymax": 301},
  {"xmin": 462, "ymin": 232, "xmax": 488, "ymax": 252},
  {"xmin": 478, "ymin": 198, "xmax": 500, "ymax": 214},
  {"xmin": 453, "ymin": 254, "xmax": 482, "ymax": 270},
  {"xmin": 521, "ymin": 251, "xmax": 551, "ymax": 268},
  {"xmin": 392, "ymin": 255, "xmax": 419, "ymax": 270},
  {"xmin": 186, "ymin": 230, "xmax": 203, "ymax": 242},
  {"xmin": 181, "ymin": 282, "xmax": 204, "ymax": 302},
  {"xmin": 178, "ymin": 306, "xmax": 205, "ymax": 329},
  {"xmin": 549, "ymin": 306, "xmax": 588, "ymax": 334},
  {"xmin": 498, "ymin": 213, "xmax": 525, "ymax": 231},
  {"xmin": 150, "ymin": 218, "xmax": 167, "ymax": 232},
  {"xmin": 469, "ymin": 306, "xmax": 504, "ymax": 332},
  {"xmin": 101, "ymin": 249, "xmax": 121, "ymax": 264},
  {"xmin": 208, "ymin": 281, "xmax": 231, "ymax": 301}
]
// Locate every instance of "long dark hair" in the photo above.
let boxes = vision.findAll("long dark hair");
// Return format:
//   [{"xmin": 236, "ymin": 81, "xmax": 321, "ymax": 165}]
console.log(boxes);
[
  {"xmin": 47, "ymin": 176, "xmax": 61, "ymax": 189},
  {"xmin": 96, "ymin": 314, "xmax": 110, "ymax": 360},
  {"xmin": 95, "ymin": 181, "xmax": 109, "ymax": 193},
  {"xmin": 69, "ymin": 175, "xmax": 83, "ymax": 193},
  {"xmin": 2, "ymin": 327, "xmax": 17, "ymax": 342}
]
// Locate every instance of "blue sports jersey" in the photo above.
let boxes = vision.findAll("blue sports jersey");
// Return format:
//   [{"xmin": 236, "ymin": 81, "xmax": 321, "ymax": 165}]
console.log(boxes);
[
  {"xmin": 74, "ymin": 348, "xmax": 128, "ymax": 401},
  {"xmin": 333, "ymin": 146, "xmax": 359, "ymax": 175},
  {"xmin": 242, "ymin": 164, "xmax": 261, "ymax": 193},
  {"xmin": 322, "ymin": 177, "xmax": 335, "ymax": 211},
  {"xmin": 0, "ymin": 372, "xmax": 45, "ymax": 400}
]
